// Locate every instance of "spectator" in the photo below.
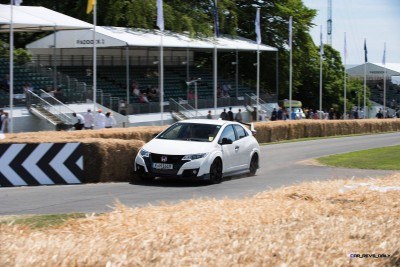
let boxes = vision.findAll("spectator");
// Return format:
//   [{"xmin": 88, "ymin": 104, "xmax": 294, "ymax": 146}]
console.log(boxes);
[
  {"xmin": 105, "ymin": 112, "xmax": 117, "ymax": 128},
  {"xmin": 227, "ymin": 107, "xmax": 234, "ymax": 121},
  {"xmin": 131, "ymin": 80, "xmax": 140, "ymax": 96},
  {"xmin": 271, "ymin": 108, "xmax": 277, "ymax": 121},
  {"xmin": 139, "ymin": 93, "xmax": 149, "ymax": 103},
  {"xmin": 0, "ymin": 109, "xmax": 4, "ymax": 130},
  {"xmin": 328, "ymin": 108, "xmax": 335, "ymax": 120},
  {"xmin": 376, "ymin": 109, "xmax": 383, "ymax": 119},
  {"xmin": 72, "ymin": 112, "xmax": 85, "ymax": 130},
  {"xmin": 207, "ymin": 110, "xmax": 212, "ymax": 119},
  {"xmin": 220, "ymin": 108, "xmax": 228, "ymax": 120},
  {"xmin": 83, "ymin": 109, "xmax": 94, "ymax": 129},
  {"xmin": 277, "ymin": 107, "xmax": 283, "ymax": 120},
  {"xmin": 94, "ymin": 109, "xmax": 106, "ymax": 129},
  {"xmin": 86, "ymin": 68, "xmax": 92, "ymax": 77},
  {"xmin": 1, "ymin": 112, "xmax": 10, "ymax": 133},
  {"xmin": 235, "ymin": 108, "xmax": 243, "ymax": 123},
  {"xmin": 291, "ymin": 109, "xmax": 297, "ymax": 120}
]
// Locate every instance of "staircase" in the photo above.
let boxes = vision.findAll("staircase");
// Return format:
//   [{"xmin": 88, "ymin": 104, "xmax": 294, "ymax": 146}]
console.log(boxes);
[
  {"xmin": 169, "ymin": 98, "xmax": 205, "ymax": 121},
  {"xmin": 26, "ymin": 90, "xmax": 75, "ymax": 130}
]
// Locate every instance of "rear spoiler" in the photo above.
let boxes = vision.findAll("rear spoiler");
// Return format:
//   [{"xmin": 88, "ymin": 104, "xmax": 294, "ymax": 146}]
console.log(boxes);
[{"xmin": 240, "ymin": 122, "xmax": 257, "ymax": 136}]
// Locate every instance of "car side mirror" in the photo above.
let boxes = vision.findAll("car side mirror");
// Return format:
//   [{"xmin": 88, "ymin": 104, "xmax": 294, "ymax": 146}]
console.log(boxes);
[{"xmin": 220, "ymin": 138, "xmax": 233, "ymax": 145}]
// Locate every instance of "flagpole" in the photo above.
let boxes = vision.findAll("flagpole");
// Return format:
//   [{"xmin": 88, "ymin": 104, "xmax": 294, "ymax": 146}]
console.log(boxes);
[
  {"xmin": 160, "ymin": 33, "xmax": 164, "ymax": 125},
  {"xmin": 255, "ymin": 8, "xmax": 261, "ymax": 122},
  {"xmin": 319, "ymin": 25, "xmax": 323, "ymax": 117},
  {"xmin": 92, "ymin": 1, "xmax": 97, "ymax": 112},
  {"xmin": 383, "ymin": 42, "xmax": 386, "ymax": 117},
  {"xmin": 157, "ymin": 0, "xmax": 164, "ymax": 125},
  {"xmin": 363, "ymin": 38, "xmax": 367, "ymax": 118},
  {"xmin": 9, "ymin": 1, "xmax": 14, "ymax": 133},
  {"xmin": 343, "ymin": 32, "xmax": 347, "ymax": 119},
  {"xmin": 213, "ymin": 0, "xmax": 218, "ymax": 116},
  {"xmin": 289, "ymin": 16, "xmax": 293, "ymax": 120}
]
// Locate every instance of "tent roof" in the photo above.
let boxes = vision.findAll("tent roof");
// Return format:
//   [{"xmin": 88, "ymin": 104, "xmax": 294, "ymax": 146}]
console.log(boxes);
[
  {"xmin": 347, "ymin": 62, "xmax": 400, "ymax": 76},
  {"xmin": 26, "ymin": 26, "xmax": 278, "ymax": 52},
  {"xmin": 0, "ymin": 4, "xmax": 92, "ymax": 32}
]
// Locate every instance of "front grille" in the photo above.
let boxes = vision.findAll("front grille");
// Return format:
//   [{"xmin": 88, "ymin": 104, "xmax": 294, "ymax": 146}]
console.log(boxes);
[{"xmin": 150, "ymin": 153, "xmax": 184, "ymax": 163}]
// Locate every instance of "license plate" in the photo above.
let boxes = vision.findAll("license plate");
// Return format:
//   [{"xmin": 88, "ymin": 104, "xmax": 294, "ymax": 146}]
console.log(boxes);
[{"xmin": 153, "ymin": 163, "xmax": 173, "ymax": 169}]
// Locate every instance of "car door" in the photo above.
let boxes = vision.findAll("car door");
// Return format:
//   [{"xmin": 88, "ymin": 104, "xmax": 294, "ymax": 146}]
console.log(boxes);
[
  {"xmin": 233, "ymin": 124, "xmax": 250, "ymax": 169},
  {"xmin": 218, "ymin": 125, "xmax": 239, "ymax": 172}
]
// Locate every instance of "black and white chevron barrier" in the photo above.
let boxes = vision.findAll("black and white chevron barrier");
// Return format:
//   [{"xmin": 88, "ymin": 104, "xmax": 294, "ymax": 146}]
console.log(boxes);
[{"xmin": 0, "ymin": 143, "xmax": 83, "ymax": 187}]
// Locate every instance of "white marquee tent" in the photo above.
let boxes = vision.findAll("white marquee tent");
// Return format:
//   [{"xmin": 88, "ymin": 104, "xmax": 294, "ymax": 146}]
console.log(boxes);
[
  {"xmin": 1, "ymin": 3, "xmax": 93, "ymax": 133},
  {"xmin": 0, "ymin": 4, "xmax": 93, "ymax": 32},
  {"xmin": 26, "ymin": 26, "xmax": 278, "ymax": 52}
]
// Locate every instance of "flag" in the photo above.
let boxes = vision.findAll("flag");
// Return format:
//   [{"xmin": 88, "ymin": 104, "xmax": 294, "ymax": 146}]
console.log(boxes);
[
  {"xmin": 382, "ymin": 42, "xmax": 386, "ymax": 65},
  {"xmin": 86, "ymin": 0, "xmax": 95, "ymax": 14},
  {"xmin": 364, "ymin": 38, "xmax": 368, "ymax": 62},
  {"xmin": 157, "ymin": 0, "xmax": 164, "ymax": 31},
  {"xmin": 288, "ymin": 16, "xmax": 292, "ymax": 50},
  {"xmin": 255, "ymin": 8, "xmax": 261, "ymax": 45},
  {"xmin": 13, "ymin": 0, "xmax": 23, "ymax": 5},
  {"xmin": 320, "ymin": 25, "xmax": 324, "ymax": 55},
  {"xmin": 212, "ymin": 0, "xmax": 220, "ymax": 37}
]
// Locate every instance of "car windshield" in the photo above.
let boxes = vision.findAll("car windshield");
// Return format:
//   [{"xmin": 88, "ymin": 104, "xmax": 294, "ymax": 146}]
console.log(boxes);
[{"xmin": 157, "ymin": 123, "xmax": 221, "ymax": 142}]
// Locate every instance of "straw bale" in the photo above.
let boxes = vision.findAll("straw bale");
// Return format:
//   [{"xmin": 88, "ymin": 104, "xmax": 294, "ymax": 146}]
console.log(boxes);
[
  {"xmin": 288, "ymin": 121, "xmax": 306, "ymax": 140},
  {"xmin": 2, "ymin": 126, "xmax": 167, "ymax": 143},
  {"xmin": 81, "ymin": 138, "xmax": 144, "ymax": 183},
  {"xmin": 1, "ymin": 173, "xmax": 399, "ymax": 266}
]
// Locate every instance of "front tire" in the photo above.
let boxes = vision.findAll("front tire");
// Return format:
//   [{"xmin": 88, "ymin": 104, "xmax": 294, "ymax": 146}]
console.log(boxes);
[
  {"xmin": 209, "ymin": 158, "xmax": 223, "ymax": 184},
  {"xmin": 248, "ymin": 153, "xmax": 259, "ymax": 176}
]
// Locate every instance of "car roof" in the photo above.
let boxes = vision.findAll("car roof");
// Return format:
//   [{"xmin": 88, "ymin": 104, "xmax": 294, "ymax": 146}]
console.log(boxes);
[{"xmin": 178, "ymin": 119, "xmax": 231, "ymax": 126}]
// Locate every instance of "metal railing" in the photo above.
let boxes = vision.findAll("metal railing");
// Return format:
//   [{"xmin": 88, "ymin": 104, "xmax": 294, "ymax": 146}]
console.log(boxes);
[
  {"xmin": 26, "ymin": 90, "xmax": 75, "ymax": 125},
  {"xmin": 177, "ymin": 98, "xmax": 206, "ymax": 118},
  {"xmin": 169, "ymin": 98, "xmax": 198, "ymax": 119},
  {"xmin": 245, "ymin": 93, "xmax": 276, "ymax": 116}
]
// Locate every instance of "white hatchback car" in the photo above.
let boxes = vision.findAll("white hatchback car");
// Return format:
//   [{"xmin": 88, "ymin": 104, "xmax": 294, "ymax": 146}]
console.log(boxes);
[{"xmin": 134, "ymin": 119, "xmax": 260, "ymax": 183}]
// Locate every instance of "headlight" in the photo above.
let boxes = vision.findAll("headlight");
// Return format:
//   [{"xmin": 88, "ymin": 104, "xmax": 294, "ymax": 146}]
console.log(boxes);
[
  {"xmin": 139, "ymin": 148, "xmax": 150, "ymax": 157},
  {"xmin": 182, "ymin": 153, "xmax": 208, "ymax": 161}
]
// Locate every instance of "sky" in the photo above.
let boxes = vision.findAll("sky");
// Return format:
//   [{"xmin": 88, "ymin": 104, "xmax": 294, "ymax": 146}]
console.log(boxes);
[{"xmin": 302, "ymin": 0, "xmax": 400, "ymax": 66}]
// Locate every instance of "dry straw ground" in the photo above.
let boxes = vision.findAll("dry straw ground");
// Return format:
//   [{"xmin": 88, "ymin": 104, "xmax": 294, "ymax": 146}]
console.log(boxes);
[{"xmin": 1, "ymin": 174, "xmax": 399, "ymax": 266}]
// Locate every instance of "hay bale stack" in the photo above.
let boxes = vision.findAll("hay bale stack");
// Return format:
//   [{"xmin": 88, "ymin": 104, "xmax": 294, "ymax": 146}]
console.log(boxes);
[
  {"xmin": 3, "ymin": 126, "xmax": 167, "ymax": 142},
  {"xmin": 81, "ymin": 139, "xmax": 144, "ymax": 183},
  {"xmin": 252, "ymin": 119, "xmax": 399, "ymax": 143}
]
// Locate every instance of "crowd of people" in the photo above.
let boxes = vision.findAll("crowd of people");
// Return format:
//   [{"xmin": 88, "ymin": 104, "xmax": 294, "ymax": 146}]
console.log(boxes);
[
  {"xmin": 72, "ymin": 109, "xmax": 116, "ymax": 131},
  {"xmin": 131, "ymin": 80, "xmax": 160, "ymax": 103}
]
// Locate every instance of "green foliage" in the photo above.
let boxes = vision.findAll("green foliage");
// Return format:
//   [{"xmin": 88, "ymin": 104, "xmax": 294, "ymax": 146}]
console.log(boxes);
[
  {"xmin": 2, "ymin": 0, "xmax": 360, "ymax": 112},
  {"xmin": 0, "ymin": 40, "xmax": 32, "ymax": 65}
]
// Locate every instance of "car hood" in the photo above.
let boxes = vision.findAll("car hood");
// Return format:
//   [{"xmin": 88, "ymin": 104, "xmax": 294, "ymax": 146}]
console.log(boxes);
[{"xmin": 143, "ymin": 139, "xmax": 216, "ymax": 155}]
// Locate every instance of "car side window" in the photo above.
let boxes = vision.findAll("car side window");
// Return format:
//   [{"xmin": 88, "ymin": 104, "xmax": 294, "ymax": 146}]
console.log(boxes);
[
  {"xmin": 219, "ymin": 125, "xmax": 236, "ymax": 143},
  {"xmin": 234, "ymin": 125, "xmax": 248, "ymax": 139}
]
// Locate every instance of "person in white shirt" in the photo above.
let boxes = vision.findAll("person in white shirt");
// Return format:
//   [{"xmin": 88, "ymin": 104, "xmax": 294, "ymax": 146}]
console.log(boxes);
[
  {"xmin": 1, "ymin": 112, "xmax": 10, "ymax": 133},
  {"xmin": 94, "ymin": 109, "xmax": 106, "ymax": 129},
  {"xmin": 105, "ymin": 112, "xmax": 117, "ymax": 128},
  {"xmin": 72, "ymin": 112, "xmax": 85, "ymax": 130},
  {"xmin": 83, "ymin": 109, "xmax": 94, "ymax": 129}
]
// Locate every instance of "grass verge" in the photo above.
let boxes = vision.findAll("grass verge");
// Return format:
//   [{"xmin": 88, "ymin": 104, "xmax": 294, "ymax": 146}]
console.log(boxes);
[
  {"xmin": 317, "ymin": 145, "xmax": 400, "ymax": 170},
  {"xmin": 0, "ymin": 213, "xmax": 87, "ymax": 229}
]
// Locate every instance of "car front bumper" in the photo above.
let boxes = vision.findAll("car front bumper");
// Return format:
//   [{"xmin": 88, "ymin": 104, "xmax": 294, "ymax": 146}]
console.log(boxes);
[{"xmin": 134, "ymin": 154, "xmax": 211, "ymax": 180}]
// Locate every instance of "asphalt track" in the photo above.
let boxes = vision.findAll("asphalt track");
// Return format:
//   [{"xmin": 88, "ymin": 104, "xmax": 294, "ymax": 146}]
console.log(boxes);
[{"xmin": 1, "ymin": 132, "xmax": 399, "ymax": 215}]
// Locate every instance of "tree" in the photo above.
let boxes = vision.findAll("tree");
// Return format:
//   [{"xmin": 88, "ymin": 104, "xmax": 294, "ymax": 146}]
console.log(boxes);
[{"xmin": 3, "ymin": 0, "xmax": 358, "ymax": 111}]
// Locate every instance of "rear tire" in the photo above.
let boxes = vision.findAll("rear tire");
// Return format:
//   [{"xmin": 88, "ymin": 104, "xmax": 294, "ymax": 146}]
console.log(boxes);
[
  {"xmin": 248, "ymin": 154, "xmax": 259, "ymax": 176},
  {"xmin": 209, "ymin": 158, "xmax": 223, "ymax": 184}
]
